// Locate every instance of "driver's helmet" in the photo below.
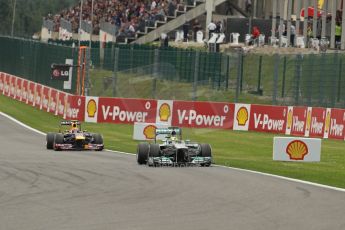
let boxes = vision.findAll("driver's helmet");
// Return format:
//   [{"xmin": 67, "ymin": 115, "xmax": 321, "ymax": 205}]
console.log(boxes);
[
  {"xmin": 171, "ymin": 130, "xmax": 177, "ymax": 141},
  {"xmin": 70, "ymin": 122, "xmax": 78, "ymax": 133}
]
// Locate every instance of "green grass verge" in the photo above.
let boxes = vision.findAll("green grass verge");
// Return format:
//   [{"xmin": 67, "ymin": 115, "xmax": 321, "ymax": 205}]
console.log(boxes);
[
  {"xmin": 1, "ymin": 94, "xmax": 345, "ymax": 189},
  {"xmin": 89, "ymin": 69, "xmax": 274, "ymax": 105}
]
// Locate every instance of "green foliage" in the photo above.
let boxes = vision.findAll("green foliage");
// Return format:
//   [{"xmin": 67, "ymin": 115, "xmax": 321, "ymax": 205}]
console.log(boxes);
[{"xmin": 0, "ymin": 0, "xmax": 77, "ymax": 37}]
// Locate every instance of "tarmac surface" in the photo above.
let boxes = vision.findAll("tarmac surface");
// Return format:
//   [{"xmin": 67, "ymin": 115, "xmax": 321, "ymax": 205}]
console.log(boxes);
[{"xmin": 0, "ymin": 113, "xmax": 345, "ymax": 230}]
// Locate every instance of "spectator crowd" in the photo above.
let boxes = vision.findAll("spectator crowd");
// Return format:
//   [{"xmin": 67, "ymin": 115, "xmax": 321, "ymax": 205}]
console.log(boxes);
[{"xmin": 45, "ymin": 0, "xmax": 193, "ymax": 39}]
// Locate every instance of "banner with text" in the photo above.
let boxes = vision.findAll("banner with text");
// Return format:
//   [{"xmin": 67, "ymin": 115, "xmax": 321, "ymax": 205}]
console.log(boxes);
[
  {"xmin": 171, "ymin": 101, "xmax": 234, "ymax": 129},
  {"xmin": 249, "ymin": 105, "xmax": 287, "ymax": 133},
  {"xmin": 97, "ymin": 97, "xmax": 157, "ymax": 124}
]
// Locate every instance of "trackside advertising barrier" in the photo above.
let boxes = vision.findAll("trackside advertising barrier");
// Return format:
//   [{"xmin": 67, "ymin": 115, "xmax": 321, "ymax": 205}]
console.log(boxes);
[
  {"xmin": 0, "ymin": 72, "xmax": 84, "ymax": 121},
  {"xmin": 86, "ymin": 97, "xmax": 157, "ymax": 124},
  {"xmin": 1, "ymin": 73, "xmax": 344, "ymax": 141},
  {"xmin": 171, "ymin": 101, "xmax": 234, "ymax": 129},
  {"xmin": 249, "ymin": 104, "xmax": 287, "ymax": 133}
]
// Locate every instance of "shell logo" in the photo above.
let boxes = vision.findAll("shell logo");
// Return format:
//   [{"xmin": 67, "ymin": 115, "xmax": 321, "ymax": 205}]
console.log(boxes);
[
  {"xmin": 87, "ymin": 99, "xmax": 97, "ymax": 118},
  {"xmin": 236, "ymin": 107, "xmax": 249, "ymax": 126},
  {"xmin": 306, "ymin": 110, "xmax": 312, "ymax": 131},
  {"xmin": 143, "ymin": 125, "xmax": 156, "ymax": 139},
  {"xmin": 286, "ymin": 140, "xmax": 309, "ymax": 160},
  {"xmin": 159, "ymin": 103, "xmax": 171, "ymax": 122},
  {"xmin": 324, "ymin": 110, "xmax": 331, "ymax": 133},
  {"xmin": 287, "ymin": 109, "xmax": 293, "ymax": 130}
]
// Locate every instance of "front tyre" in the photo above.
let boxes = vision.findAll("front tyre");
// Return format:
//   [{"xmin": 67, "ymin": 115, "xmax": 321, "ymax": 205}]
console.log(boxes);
[
  {"xmin": 54, "ymin": 133, "xmax": 64, "ymax": 151},
  {"xmin": 149, "ymin": 144, "xmax": 160, "ymax": 157},
  {"xmin": 46, "ymin": 132, "xmax": 55, "ymax": 149},
  {"xmin": 200, "ymin": 143, "xmax": 212, "ymax": 167},
  {"xmin": 137, "ymin": 143, "xmax": 149, "ymax": 165},
  {"xmin": 93, "ymin": 133, "xmax": 104, "ymax": 151}
]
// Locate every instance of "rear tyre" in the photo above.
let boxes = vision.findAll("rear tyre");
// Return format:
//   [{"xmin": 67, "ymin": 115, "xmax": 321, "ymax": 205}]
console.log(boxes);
[
  {"xmin": 149, "ymin": 144, "xmax": 160, "ymax": 157},
  {"xmin": 137, "ymin": 143, "xmax": 149, "ymax": 165},
  {"xmin": 46, "ymin": 132, "xmax": 55, "ymax": 149},
  {"xmin": 200, "ymin": 143, "xmax": 212, "ymax": 167},
  {"xmin": 54, "ymin": 133, "xmax": 64, "ymax": 151}
]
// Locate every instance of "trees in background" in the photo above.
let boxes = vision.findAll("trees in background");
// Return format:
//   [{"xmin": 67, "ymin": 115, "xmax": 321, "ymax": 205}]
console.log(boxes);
[{"xmin": 0, "ymin": 0, "xmax": 77, "ymax": 37}]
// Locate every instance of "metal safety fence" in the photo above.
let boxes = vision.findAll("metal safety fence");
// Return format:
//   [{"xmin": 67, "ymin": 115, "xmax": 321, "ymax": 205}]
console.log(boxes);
[{"xmin": 0, "ymin": 36, "xmax": 344, "ymax": 108}]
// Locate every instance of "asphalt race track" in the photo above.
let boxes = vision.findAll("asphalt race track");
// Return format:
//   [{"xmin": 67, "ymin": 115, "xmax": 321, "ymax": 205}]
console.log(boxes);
[{"xmin": 0, "ymin": 114, "xmax": 345, "ymax": 230}]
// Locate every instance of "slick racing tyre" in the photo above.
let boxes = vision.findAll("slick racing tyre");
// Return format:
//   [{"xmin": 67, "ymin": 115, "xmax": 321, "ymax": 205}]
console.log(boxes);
[
  {"xmin": 93, "ymin": 133, "xmax": 104, "ymax": 151},
  {"xmin": 137, "ymin": 143, "xmax": 149, "ymax": 165},
  {"xmin": 200, "ymin": 143, "xmax": 212, "ymax": 167},
  {"xmin": 46, "ymin": 132, "xmax": 55, "ymax": 149},
  {"xmin": 149, "ymin": 144, "xmax": 160, "ymax": 157},
  {"xmin": 93, "ymin": 133, "xmax": 103, "ymax": 144},
  {"xmin": 53, "ymin": 133, "xmax": 64, "ymax": 151},
  {"xmin": 200, "ymin": 143, "xmax": 212, "ymax": 157}
]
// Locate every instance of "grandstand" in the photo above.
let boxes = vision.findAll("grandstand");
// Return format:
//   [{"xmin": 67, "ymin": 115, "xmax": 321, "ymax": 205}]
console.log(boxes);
[{"xmin": 40, "ymin": 0, "xmax": 345, "ymax": 51}]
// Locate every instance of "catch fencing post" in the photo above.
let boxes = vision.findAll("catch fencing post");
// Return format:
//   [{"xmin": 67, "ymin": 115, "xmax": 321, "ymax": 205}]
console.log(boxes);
[
  {"xmin": 112, "ymin": 48, "xmax": 119, "ymax": 97},
  {"xmin": 235, "ymin": 50, "xmax": 242, "ymax": 102},
  {"xmin": 272, "ymin": 54, "xmax": 280, "ymax": 105},
  {"xmin": 294, "ymin": 54, "xmax": 303, "ymax": 105},
  {"xmin": 281, "ymin": 56, "xmax": 287, "ymax": 98},
  {"xmin": 225, "ymin": 55, "xmax": 230, "ymax": 91},
  {"xmin": 152, "ymin": 49, "xmax": 159, "ymax": 99},
  {"xmin": 84, "ymin": 47, "xmax": 91, "ymax": 96},
  {"xmin": 192, "ymin": 51, "xmax": 200, "ymax": 101},
  {"xmin": 337, "ymin": 56, "xmax": 342, "ymax": 103},
  {"xmin": 257, "ymin": 55, "xmax": 262, "ymax": 94}
]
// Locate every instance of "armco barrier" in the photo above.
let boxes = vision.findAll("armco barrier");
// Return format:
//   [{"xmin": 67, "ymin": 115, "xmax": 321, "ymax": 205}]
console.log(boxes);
[{"xmin": 1, "ymin": 73, "xmax": 344, "ymax": 141}]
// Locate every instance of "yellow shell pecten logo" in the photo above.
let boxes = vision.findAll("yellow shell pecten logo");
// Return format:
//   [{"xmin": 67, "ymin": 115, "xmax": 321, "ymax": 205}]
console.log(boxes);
[
  {"xmin": 159, "ymin": 103, "xmax": 171, "ymax": 122},
  {"xmin": 143, "ymin": 125, "xmax": 156, "ymax": 139},
  {"xmin": 287, "ymin": 109, "xmax": 293, "ymax": 129},
  {"xmin": 324, "ymin": 111, "xmax": 331, "ymax": 133},
  {"xmin": 87, "ymin": 99, "xmax": 97, "ymax": 118},
  {"xmin": 236, "ymin": 107, "xmax": 248, "ymax": 126},
  {"xmin": 286, "ymin": 140, "xmax": 309, "ymax": 160}
]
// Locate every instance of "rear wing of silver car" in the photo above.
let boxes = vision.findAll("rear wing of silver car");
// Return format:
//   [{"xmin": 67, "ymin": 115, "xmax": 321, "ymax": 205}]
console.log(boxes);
[{"xmin": 155, "ymin": 127, "xmax": 182, "ymax": 143}]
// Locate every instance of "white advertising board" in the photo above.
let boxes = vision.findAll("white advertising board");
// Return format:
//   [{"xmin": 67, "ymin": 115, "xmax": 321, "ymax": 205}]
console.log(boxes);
[
  {"xmin": 273, "ymin": 137, "xmax": 321, "ymax": 162},
  {"xmin": 133, "ymin": 123, "xmax": 170, "ymax": 141},
  {"xmin": 84, "ymin": 96, "xmax": 99, "ymax": 123},
  {"xmin": 233, "ymin": 103, "xmax": 251, "ymax": 131}
]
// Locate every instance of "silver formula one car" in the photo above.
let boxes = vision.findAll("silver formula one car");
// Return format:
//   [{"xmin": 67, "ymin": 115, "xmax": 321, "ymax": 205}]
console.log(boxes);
[
  {"xmin": 46, "ymin": 120, "xmax": 104, "ymax": 151},
  {"xmin": 137, "ymin": 127, "xmax": 212, "ymax": 167}
]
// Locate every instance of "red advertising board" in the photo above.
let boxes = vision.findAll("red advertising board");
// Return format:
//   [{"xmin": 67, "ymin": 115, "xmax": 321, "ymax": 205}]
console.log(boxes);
[
  {"xmin": 97, "ymin": 98, "xmax": 157, "ymax": 124},
  {"xmin": 41, "ymin": 86, "xmax": 50, "ymax": 111},
  {"xmin": 171, "ymin": 101, "xmax": 234, "ymax": 129},
  {"xmin": 0, "ymin": 72, "xmax": 4, "ymax": 93},
  {"xmin": 249, "ymin": 104, "xmax": 287, "ymax": 133},
  {"xmin": 57, "ymin": 91, "xmax": 67, "ymax": 117},
  {"xmin": 326, "ymin": 109, "xmax": 345, "ymax": 140},
  {"xmin": 3, "ymin": 74, "xmax": 10, "ymax": 95},
  {"xmin": 305, "ymin": 107, "xmax": 326, "ymax": 138},
  {"xmin": 48, "ymin": 89, "xmax": 58, "ymax": 114},
  {"xmin": 21, "ymin": 80, "xmax": 29, "ymax": 103},
  {"xmin": 27, "ymin": 81, "xmax": 36, "ymax": 105},
  {"xmin": 289, "ymin": 106, "xmax": 307, "ymax": 136},
  {"xmin": 34, "ymin": 84, "xmax": 42, "ymax": 108},
  {"xmin": 65, "ymin": 95, "xmax": 85, "ymax": 121},
  {"xmin": 14, "ymin": 77, "xmax": 22, "ymax": 101},
  {"xmin": 9, "ymin": 75, "xmax": 16, "ymax": 98}
]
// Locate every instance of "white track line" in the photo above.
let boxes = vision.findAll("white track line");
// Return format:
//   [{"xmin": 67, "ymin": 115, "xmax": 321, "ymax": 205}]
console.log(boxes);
[{"xmin": 1, "ymin": 111, "xmax": 344, "ymax": 192}]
